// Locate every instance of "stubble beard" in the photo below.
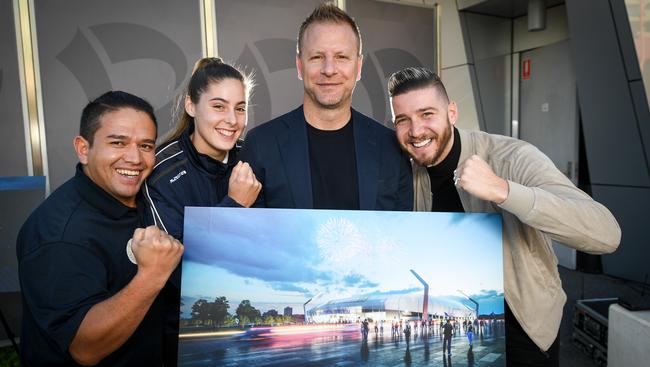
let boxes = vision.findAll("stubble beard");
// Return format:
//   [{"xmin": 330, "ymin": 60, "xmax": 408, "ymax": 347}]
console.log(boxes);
[{"xmin": 305, "ymin": 85, "xmax": 355, "ymax": 111}]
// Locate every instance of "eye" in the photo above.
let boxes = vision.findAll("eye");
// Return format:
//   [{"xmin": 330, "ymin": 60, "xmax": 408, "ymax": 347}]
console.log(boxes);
[
  {"xmin": 236, "ymin": 106, "xmax": 247, "ymax": 113},
  {"xmin": 422, "ymin": 111, "xmax": 434, "ymax": 118},
  {"xmin": 140, "ymin": 143, "xmax": 154, "ymax": 152},
  {"xmin": 212, "ymin": 104, "xmax": 225, "ymax": 111},
  {"xmin": 110, "ymin": 141, "xmax": 125, "ymax": 147},
  {"xmin": 394, "ymin": 118, "xmax": 407, "ymax": 126}
]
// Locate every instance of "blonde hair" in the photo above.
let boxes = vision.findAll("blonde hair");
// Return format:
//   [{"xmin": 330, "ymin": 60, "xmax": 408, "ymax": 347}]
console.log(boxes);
[{"xmin": 297, "ymin": 2, "xmax": 362, "ymax": 56}]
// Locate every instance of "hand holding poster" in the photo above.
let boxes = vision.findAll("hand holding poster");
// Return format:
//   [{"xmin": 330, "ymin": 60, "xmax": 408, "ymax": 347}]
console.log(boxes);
[{"xmin": 179, "ymin": 208, "xmax": 505, "ymax": 366}]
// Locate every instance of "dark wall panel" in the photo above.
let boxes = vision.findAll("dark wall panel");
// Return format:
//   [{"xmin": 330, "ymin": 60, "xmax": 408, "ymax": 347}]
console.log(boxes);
[
  {"xmin": 592, "ymin": 185, "xmax": 650, "ymax": 283},
  {"xmin": 566, "ymin": 0, "xmax": 650, "ymax": 187},
  {"xmin": 630, "ymin": 80, "xmax": 650, "ymax": 173},
  {"xmin": 610, "ymin": 0, "xmax": 642, "ymax": 81}
]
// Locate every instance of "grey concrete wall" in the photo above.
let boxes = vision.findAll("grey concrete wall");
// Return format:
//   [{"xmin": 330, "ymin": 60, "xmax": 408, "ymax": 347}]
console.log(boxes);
[{"xmin": 438, "ymin": 0, "xmax": 482, "ymax": 131}]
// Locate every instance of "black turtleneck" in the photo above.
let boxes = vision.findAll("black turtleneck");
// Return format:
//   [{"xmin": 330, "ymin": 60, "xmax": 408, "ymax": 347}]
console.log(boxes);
[
  {"xmin": 427, "ymin": 127, "xmax": 464, "ymax": 212},
  {"xmin": 306, "ymin": 117, "xmax": 360, "ymax": 210}
]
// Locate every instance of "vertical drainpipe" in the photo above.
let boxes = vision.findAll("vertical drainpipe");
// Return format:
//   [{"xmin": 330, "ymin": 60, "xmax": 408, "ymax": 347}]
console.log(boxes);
[
  {"xmin": 201, "ymin": 0, "xmax": 218, "ymax": 57},
  {"xmin": 14, "ymin": 0, "xmax": 49, "ymax": 194}
]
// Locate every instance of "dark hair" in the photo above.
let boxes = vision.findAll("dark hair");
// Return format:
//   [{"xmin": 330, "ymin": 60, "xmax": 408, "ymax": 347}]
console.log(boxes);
[
  {"xmin": 164, "ymin": 57, "xmax": 253, "ymax": 144},
  {"xmin": 80, "ymin": 90, "xmax": 157, "ymax": 145},
  {"xmin": 388, "ymin": 67, "xmax": 449, "ymax": 102},
  {"xmin": 297, "ymin": 2, "xmax": 362, "ymax": 56}
]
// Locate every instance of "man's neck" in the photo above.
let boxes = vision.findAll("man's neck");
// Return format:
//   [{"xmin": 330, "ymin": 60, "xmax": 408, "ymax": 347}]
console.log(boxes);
[{"xmin": 303, "ymin": 99, "xmax": 352, "ymax": 130}]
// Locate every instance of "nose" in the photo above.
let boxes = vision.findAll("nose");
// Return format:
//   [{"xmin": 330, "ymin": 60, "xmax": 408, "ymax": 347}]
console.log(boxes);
[
  {"xmin": 409, "ymin": 118, "xmax": 425, "ymax": 138},
  {"xmin": 123, "ymin": 143, "xmax": 142, "ymax": 164},
  {"xmin": 224, "ymin": 107, "xmax": 237, "ymax": 126},
  {"xmin": 321, "ymin": 56, "xmax": 336, "ymax": 77}
]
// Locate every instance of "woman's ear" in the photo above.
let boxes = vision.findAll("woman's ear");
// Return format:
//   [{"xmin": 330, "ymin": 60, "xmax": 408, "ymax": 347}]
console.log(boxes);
[{"xmin": 185, "ymin": 95, "xmax": 196, "ymax": 117}]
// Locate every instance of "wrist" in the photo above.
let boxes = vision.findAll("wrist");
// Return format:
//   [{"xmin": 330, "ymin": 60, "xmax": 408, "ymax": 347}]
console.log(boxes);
[
  {"xmin": 493, "ymin": 178, "xmax": 509, "ymax": 204},
  {"xmin": 133, "ymin": 266, "xmax": 169, "ymax": 292}
]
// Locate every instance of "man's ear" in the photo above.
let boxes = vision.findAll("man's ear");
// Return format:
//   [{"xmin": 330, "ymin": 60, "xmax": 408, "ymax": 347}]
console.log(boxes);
[
  {"xmin": 74, "ymin": 136, "xmax": 90, "ymax": 165},
  {"xmin": 296, "ymin": 55, "xmax": 303, "ymax": 81},
  {"xmin": 184, "ymin": 95, "xmax": 196, "ymax": 117},
  {"xmin": 356, "ymin": 54, "xmax": 363, "ymax": 82},
  {"xmin": 448, "ymin": 101, "xmax": 458, "ymax": 126}
]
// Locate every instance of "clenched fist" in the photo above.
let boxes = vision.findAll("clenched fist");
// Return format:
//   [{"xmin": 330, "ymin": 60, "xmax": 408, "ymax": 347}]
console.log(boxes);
[
  {"xmin": 228, "ymin": 161, "xmax": 262, "ymax": 207},
  {"xmin": 455, "ymin": 155, "xmax": 509, "ymax": 204},
  {"xmin": 130, "ymin": 226, "xmax": 184, "ymax": 286}
]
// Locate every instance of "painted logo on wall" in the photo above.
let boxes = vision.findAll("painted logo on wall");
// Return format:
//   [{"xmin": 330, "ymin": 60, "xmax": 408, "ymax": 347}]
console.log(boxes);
[
  {"xmin": 236, "ymin": 38, "xmax": 424, "ymax": 126},
  {"xmin": 56, "ymin": 23, "xmax": 188, "ymax": 126},
  {"xmin": 56, "ymin": 23, "xmax": 424, "ymax": 129}
]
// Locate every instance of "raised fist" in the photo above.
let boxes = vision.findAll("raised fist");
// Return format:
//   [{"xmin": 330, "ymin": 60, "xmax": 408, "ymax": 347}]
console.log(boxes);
[
  {"xmin": 454, "ymin": 155, "xmax": 509, "ymax": 204},
  {"xmin": 228, "ymin": 161, "xmax": 262, "ymax": 207},
  {"xmin": 130, "ymin": 226, "xmax": 184, "ymax": 286}
]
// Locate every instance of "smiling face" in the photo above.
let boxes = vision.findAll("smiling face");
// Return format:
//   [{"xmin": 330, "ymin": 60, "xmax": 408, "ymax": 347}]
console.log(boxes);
[
  {"xmin": 391, "ymin": 86, "xmax": 457, "ymax": 167},
  {"xmin": 186, "ymin": 78, "xmax": 247, "ymax": 161},
  {"xmin": 75, "ymin": 107, "xmax": 156, "ymax": 207},
  {"xmin": 296, "ymin": 21, "xmax": 362, "ymax": 111}
]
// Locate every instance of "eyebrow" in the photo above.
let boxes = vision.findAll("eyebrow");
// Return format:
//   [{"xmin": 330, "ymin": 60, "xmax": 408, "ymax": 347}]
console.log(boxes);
[
  {"xmin": 209, "ymin": 97, "xmax": 229, "ymax": 103},
  {"xmin": 106, "ymin": 134, "xmax": 129, "ymax": 140},
  {"xmin": 106, "ymin": 134, "xmax": 155, "ymax": 144},
  {"xmin": 416, "ymin": 107, "xmax": 439, "ymax": 113},
  {"xmin": 394, "ymin": 107, "xmax": 439, "ymax": 121}
]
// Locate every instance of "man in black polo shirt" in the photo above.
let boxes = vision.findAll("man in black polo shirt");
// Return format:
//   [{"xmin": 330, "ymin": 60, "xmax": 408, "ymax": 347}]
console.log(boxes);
[{"xmin": 17, "ymin": 91, "xmax": 183, "ymax": 366}]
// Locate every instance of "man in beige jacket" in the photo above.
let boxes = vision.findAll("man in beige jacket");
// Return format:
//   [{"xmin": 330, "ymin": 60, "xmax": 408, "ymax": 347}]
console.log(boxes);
[{"xmin": 388, "ymin": 66, "xmax": 621, "ymax": 366}]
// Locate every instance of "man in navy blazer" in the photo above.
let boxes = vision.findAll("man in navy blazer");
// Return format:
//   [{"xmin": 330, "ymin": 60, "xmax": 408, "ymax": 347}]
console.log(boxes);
[{"xmin": 241, "ymin": 3, "xmax": 412, "ymax": 210}]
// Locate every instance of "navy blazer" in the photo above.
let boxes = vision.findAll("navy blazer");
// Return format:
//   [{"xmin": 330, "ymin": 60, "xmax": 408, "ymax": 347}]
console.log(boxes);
[{"xmin": 241, "ymin": 106, "xmax": 413, "ymax": 210}]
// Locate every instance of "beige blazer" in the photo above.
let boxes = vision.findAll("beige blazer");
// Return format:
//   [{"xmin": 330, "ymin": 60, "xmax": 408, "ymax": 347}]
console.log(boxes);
[{"xmin": 413, "ymin": 128, "xmax": 621, "ymax": 350}]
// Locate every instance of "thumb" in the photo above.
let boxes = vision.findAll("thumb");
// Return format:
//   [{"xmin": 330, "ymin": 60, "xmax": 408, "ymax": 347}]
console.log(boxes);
[{"xmin": 231, "ymin": 161, "xmax": 243, "ymax": 175}]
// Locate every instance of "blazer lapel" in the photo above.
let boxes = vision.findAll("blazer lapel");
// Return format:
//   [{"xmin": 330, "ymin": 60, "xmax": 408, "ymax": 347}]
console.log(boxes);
[
  {"xmin": 353, "ymin": 110, "xmax": 379, "ymax": 210},
  {"xmin": 277, "ymin": 107, "xmax": 313, "ymax": 208}
]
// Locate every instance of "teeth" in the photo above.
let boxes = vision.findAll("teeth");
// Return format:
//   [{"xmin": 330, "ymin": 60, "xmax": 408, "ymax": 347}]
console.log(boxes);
[
  {"xmin": 412, "ymin": 139, "xmax": 431, "ymax": 148},
  {"xmin": 217, "ymin": 129, "xmax": 234, "ymax": 137},
  {"xmin": 116, "ymin": 169, "xmax": 140, "ymax": 177}
]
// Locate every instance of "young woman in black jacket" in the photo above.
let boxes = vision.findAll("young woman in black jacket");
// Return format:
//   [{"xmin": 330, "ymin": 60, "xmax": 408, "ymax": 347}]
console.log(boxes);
[{"xmin": 143, "ymin": 57, "xmax": 261, "ymax": 366}]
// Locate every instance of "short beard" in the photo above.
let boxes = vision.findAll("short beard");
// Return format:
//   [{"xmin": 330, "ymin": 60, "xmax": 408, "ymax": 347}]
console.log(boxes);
[{"xmin": 419, "ymin": 120, "xmax": 453, "ymax": 167}]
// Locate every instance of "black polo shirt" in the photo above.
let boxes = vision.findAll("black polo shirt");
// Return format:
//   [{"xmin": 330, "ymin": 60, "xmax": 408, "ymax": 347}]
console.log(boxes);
[{"xmin": 17, "ymin": 164, "xmax": 164, "ymax": 366}]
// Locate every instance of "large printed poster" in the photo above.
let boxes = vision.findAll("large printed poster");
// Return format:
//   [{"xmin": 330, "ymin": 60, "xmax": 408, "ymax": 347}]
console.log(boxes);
[{"xmin": 180, "ymin": 208, "xmax": 505, "ymax": 366}]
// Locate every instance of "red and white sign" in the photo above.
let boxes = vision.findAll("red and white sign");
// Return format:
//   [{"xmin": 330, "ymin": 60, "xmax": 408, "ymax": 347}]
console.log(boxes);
[{"xmin": 522, "ymin": 58, "xmax": 531, "ymax": 80}]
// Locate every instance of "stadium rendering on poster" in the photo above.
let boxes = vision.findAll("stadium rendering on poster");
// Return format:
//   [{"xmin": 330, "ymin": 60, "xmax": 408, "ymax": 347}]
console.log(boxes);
[{"xmin": 179, "ymin": 208, "xmax": 505, "ymax": 366}]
